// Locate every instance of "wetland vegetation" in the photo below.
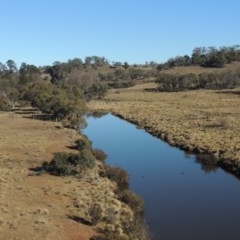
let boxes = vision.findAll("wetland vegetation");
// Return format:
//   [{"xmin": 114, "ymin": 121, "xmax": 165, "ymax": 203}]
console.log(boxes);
[
  {"xmin": 83, "ymin": 112, "xmax": 240, "ymax": 240},
  {"xmin": 1, "ymin": 45, "xmax": 240, "ymax": 239}
]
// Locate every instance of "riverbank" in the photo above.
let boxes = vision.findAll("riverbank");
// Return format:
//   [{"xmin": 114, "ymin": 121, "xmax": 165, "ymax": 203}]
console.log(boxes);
[
  {"xmin": 87, "ymin": 83, "xmax": 240, "ymax": 176},
  {"xmin": 0, "ymin": 112, "xmax": 144, "ymax": 240}
]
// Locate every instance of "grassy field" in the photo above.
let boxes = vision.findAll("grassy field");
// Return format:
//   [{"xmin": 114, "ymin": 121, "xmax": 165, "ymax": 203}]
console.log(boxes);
[
  {"xmin": 0, "ymin": 112, "xmax": 136, "ymax": 240},
  {"xmin": 88, "ymin": 82, "xmax": 240, "ymax": 176}
]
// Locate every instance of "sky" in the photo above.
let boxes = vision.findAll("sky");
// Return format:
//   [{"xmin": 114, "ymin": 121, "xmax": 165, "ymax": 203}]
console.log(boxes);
[{"xmin": 1, "ymin": 0, "xmax": 240, "ymax": 67}]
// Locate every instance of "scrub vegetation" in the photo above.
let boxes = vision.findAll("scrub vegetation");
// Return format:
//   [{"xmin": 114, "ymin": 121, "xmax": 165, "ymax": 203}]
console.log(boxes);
[
  {"xmin": 1, "ymin": 45, "xmax": 240, "ymax": 239},
  {"xmin": 41, "ymin": 135, "xmax": 149, "ymax": 240},
  {"xmin": 0, "ymin": 112, "xmax": 150, "ymax": 240}
]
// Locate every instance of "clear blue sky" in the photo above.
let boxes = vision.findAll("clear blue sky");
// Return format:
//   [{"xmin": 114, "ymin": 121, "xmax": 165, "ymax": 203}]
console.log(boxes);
[{"xmin": 1, "ymin": 0, "xmax": 240, "ymax": 67}]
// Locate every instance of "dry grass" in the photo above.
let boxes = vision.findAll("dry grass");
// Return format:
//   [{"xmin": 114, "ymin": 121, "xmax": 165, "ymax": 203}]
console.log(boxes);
[
  {"xmin": 0, "ymin": 112, "xmax": 134, "ymax": 240},
  {"xmin": 87, "ymin": 84, "xmax": 240, "ymax": 170}
]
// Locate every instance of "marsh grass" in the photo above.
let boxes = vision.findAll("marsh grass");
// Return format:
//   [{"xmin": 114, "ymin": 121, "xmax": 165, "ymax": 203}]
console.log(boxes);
[{"xmin": 88, "ymin": 83, "xmax": 240, "ymax": 169}]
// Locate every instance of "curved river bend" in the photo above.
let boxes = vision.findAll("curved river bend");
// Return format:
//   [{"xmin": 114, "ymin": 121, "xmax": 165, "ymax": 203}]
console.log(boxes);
[{"xmin": 83, "ymin": 113, "xmax": 240, "ymax": 240}]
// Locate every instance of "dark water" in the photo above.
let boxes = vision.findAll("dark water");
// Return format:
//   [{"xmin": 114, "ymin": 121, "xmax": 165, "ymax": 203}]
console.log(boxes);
[{"xmin": 83, "ymin": 113, "xmax": 240, "ymax": 240}]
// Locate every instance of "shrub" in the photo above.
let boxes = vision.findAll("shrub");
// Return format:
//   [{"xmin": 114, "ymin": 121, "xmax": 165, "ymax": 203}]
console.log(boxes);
[
  {"xmin": 92, "ymin": 149, "xmax": 107, "ymax": 162},
  {"xmin": 0, "ymin": 96, "xmax": 11, "ymax": 111},
  {"xmin": 118, "ymin": 190, "xmax": 144, "ymax": 214},
  {"xmin": 103, "ymin": 166, "xmax": 129, "ymax": 189},
  {"xmin": 103, "ymin": 207, "xmax": 117, "ymax": 224},
  {"xmin": 75, "ymin": 137, "xmax": 92, "ymax": 151},
  {"xmin": 71, "ymin": 149, "xmax": 96, "ymax": 169},
  {"xmin": 88, "ymin": 204, "xmax": 103, "ymax": 225},
  {"xmin": 121, "ymin": 216, "xmax": 151, "ymax": 240},
  {"xmin": 42, "ymin": 152, "xmax": 75, "ymax": 176},
  {"xmin": 42, "ymin": 150, "xmax": 96, "ymax": 176}
]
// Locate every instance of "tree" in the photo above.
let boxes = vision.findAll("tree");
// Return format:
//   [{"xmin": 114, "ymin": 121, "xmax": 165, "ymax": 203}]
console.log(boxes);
[
  {"xmin": 114, "ymin": 61, "xmax": 122, "ymax": 67},
  {"xmin": 191, "ymin": 47, "xmax": 205, "ymax": 65},
  {"xmin": 67, "ymin": 69, "xmax": 98, "ymax": 90},
  {"xmin": 23, "ymin": 80, "xmax": 86, "ymax": 122},
  {"xmin": 0, "ymin": 62, "xmax": 8, "ymax": 74},
  {"xmin": 19, "ymin": 63, "xmax": 40, "ymax": 84},
  {"xmin": 129, "ymin": 67, "xmax": 144, "ymax": 80},
  {"xmin": 67, "ymin": 58, "xmax": 83, "ymax": 71},
  {"xmin": 206, "ymin": 52, "xmax": 226, "ymax": 68},
  {"xmin": 0, "ymin": 76, "xmax": 19, "ymax": 109},
  {"xmin": 46, "ymin": 63, "xmax": 65, "ymax": 84},
  {"xmin": 6, "ymin": 59, "xmax": 18, "ymax": 73},
  {"xmin": 87, "ymin": 81, "xmax": 108, "ymax": 99},
  {"xmin": 84, "ymin": 56, "xmax": 92, "ymax": 66},
  {"xmin": 123, "ymin": 61, "xmax": 129, "ymax": 69}
]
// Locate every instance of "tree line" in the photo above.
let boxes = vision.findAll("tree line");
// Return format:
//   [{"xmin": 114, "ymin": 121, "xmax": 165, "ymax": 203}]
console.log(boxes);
[
  {"xmin": 1, "ymin": 44, "xmax": 240, "ymax": 113},
  {"xmin": 0, "ymin": 55, "xmax": 151, "ymax": 127},
  {"xmin": 157, "ymin": 45, "xmax": 240, "ymax": 70},
  {"xmin": 0, "ymin": 56, "xmax": 151, "ymax": 114},
  {"xmin": 155, "ymin": 69, "xmax": 240, "ymax": 92},
  {"xmin": 0, "ymin": 57, "xmax": 110, "ymax": 127}
]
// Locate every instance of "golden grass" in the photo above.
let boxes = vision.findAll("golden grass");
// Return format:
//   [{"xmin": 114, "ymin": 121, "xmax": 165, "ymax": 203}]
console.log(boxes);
[
  {"xmin": 88, "ymin": 84, "xmax": 240, "ymax": 168},
  {"xmin": 0, "ymin": 112, "xmax": 135, "ymax": 240}
]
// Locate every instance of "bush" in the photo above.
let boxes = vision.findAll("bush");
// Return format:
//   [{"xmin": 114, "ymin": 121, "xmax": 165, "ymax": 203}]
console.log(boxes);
[
  {"xmin": 71, "ymin": 149, "xmax": 96, "ymax": 169},
  {"xmin": 42, "ymin": 152, "xmax": 75, "ymax": 176},
  {"xmin": 102, "ymin": 166, "xmax": 129, "ymax": 189},
  {"xmin": 0, "ymin": 96, "xmax": 11, "ymax": 111},
  {"xmin": 92, "ymin": 149, "xmax": 107, "ymax": 162},
  {"xmin": 121, "ymin": 216, "xmax": 151, "ymax": 240},
  {"xmin": 75, "ymin": 137, "xmax": 92, "ymax": 151},
  {"xmin": 88, "ymin": 204, "xmax": 103, "ymax": 225},
  {"xmin": 42, "ymin": 150, "xmax": 96, "ymax": 176},
  {"xmin": 118, "ymin": 190, "xmax": 144, "ymax": 214},
  {"xmin": 103, "ymin": 207, "xmax": 117, "ymax": 224}
]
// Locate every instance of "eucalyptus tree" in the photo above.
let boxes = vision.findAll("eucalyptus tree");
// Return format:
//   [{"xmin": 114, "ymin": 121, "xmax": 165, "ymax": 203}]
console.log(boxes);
[
  {"xmin": 19, "ymin": 63, "xmax": 40, "ymax": 84},
  {"xmin": 6, "ymin": 59, "xmax": 18, "ymax": 73},
  {"xmin": 0, "ymin": 62, "xmax": 8, "ymax": 75}
]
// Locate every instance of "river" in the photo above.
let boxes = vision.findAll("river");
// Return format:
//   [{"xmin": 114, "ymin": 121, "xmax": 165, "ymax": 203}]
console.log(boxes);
[{"xmin": 83, "ymin": 113, "xmax": 240, "ymax": 240}]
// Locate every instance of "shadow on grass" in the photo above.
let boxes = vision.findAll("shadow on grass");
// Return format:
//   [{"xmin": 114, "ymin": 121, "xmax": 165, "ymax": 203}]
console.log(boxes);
[
  {"xmin": 28, "ymin": 166, "xmax": 44, "ymax": 176},
  {"xmin": 215, "ymin": 90, "xmax": 240, "ymax": 96},
  {"xmin": 67, "ymin": 215, "xmax": 92, "ymax": 226}
]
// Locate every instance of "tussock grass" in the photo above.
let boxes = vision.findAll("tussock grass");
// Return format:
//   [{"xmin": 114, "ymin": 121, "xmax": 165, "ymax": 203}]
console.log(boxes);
[{"xmin": 88, "ymin": 84, "xmax": 240, "ymax": 175}]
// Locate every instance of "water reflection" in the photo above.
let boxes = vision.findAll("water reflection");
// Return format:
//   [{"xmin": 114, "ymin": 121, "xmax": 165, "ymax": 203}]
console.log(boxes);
[
  {"xmin": 83, "ymin": 113, "xmax": 240, "ymax": 240},
  {"xmin": 195, "ymin": 154, "xmax": 219, "ymax": 173},
  {"xmin": 184, "ymin": 152, "xmax": 219, "ymax": 173},
  {"xmin": 86, "ymin": 111, "xmax": 109, "ymax": 118}
]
